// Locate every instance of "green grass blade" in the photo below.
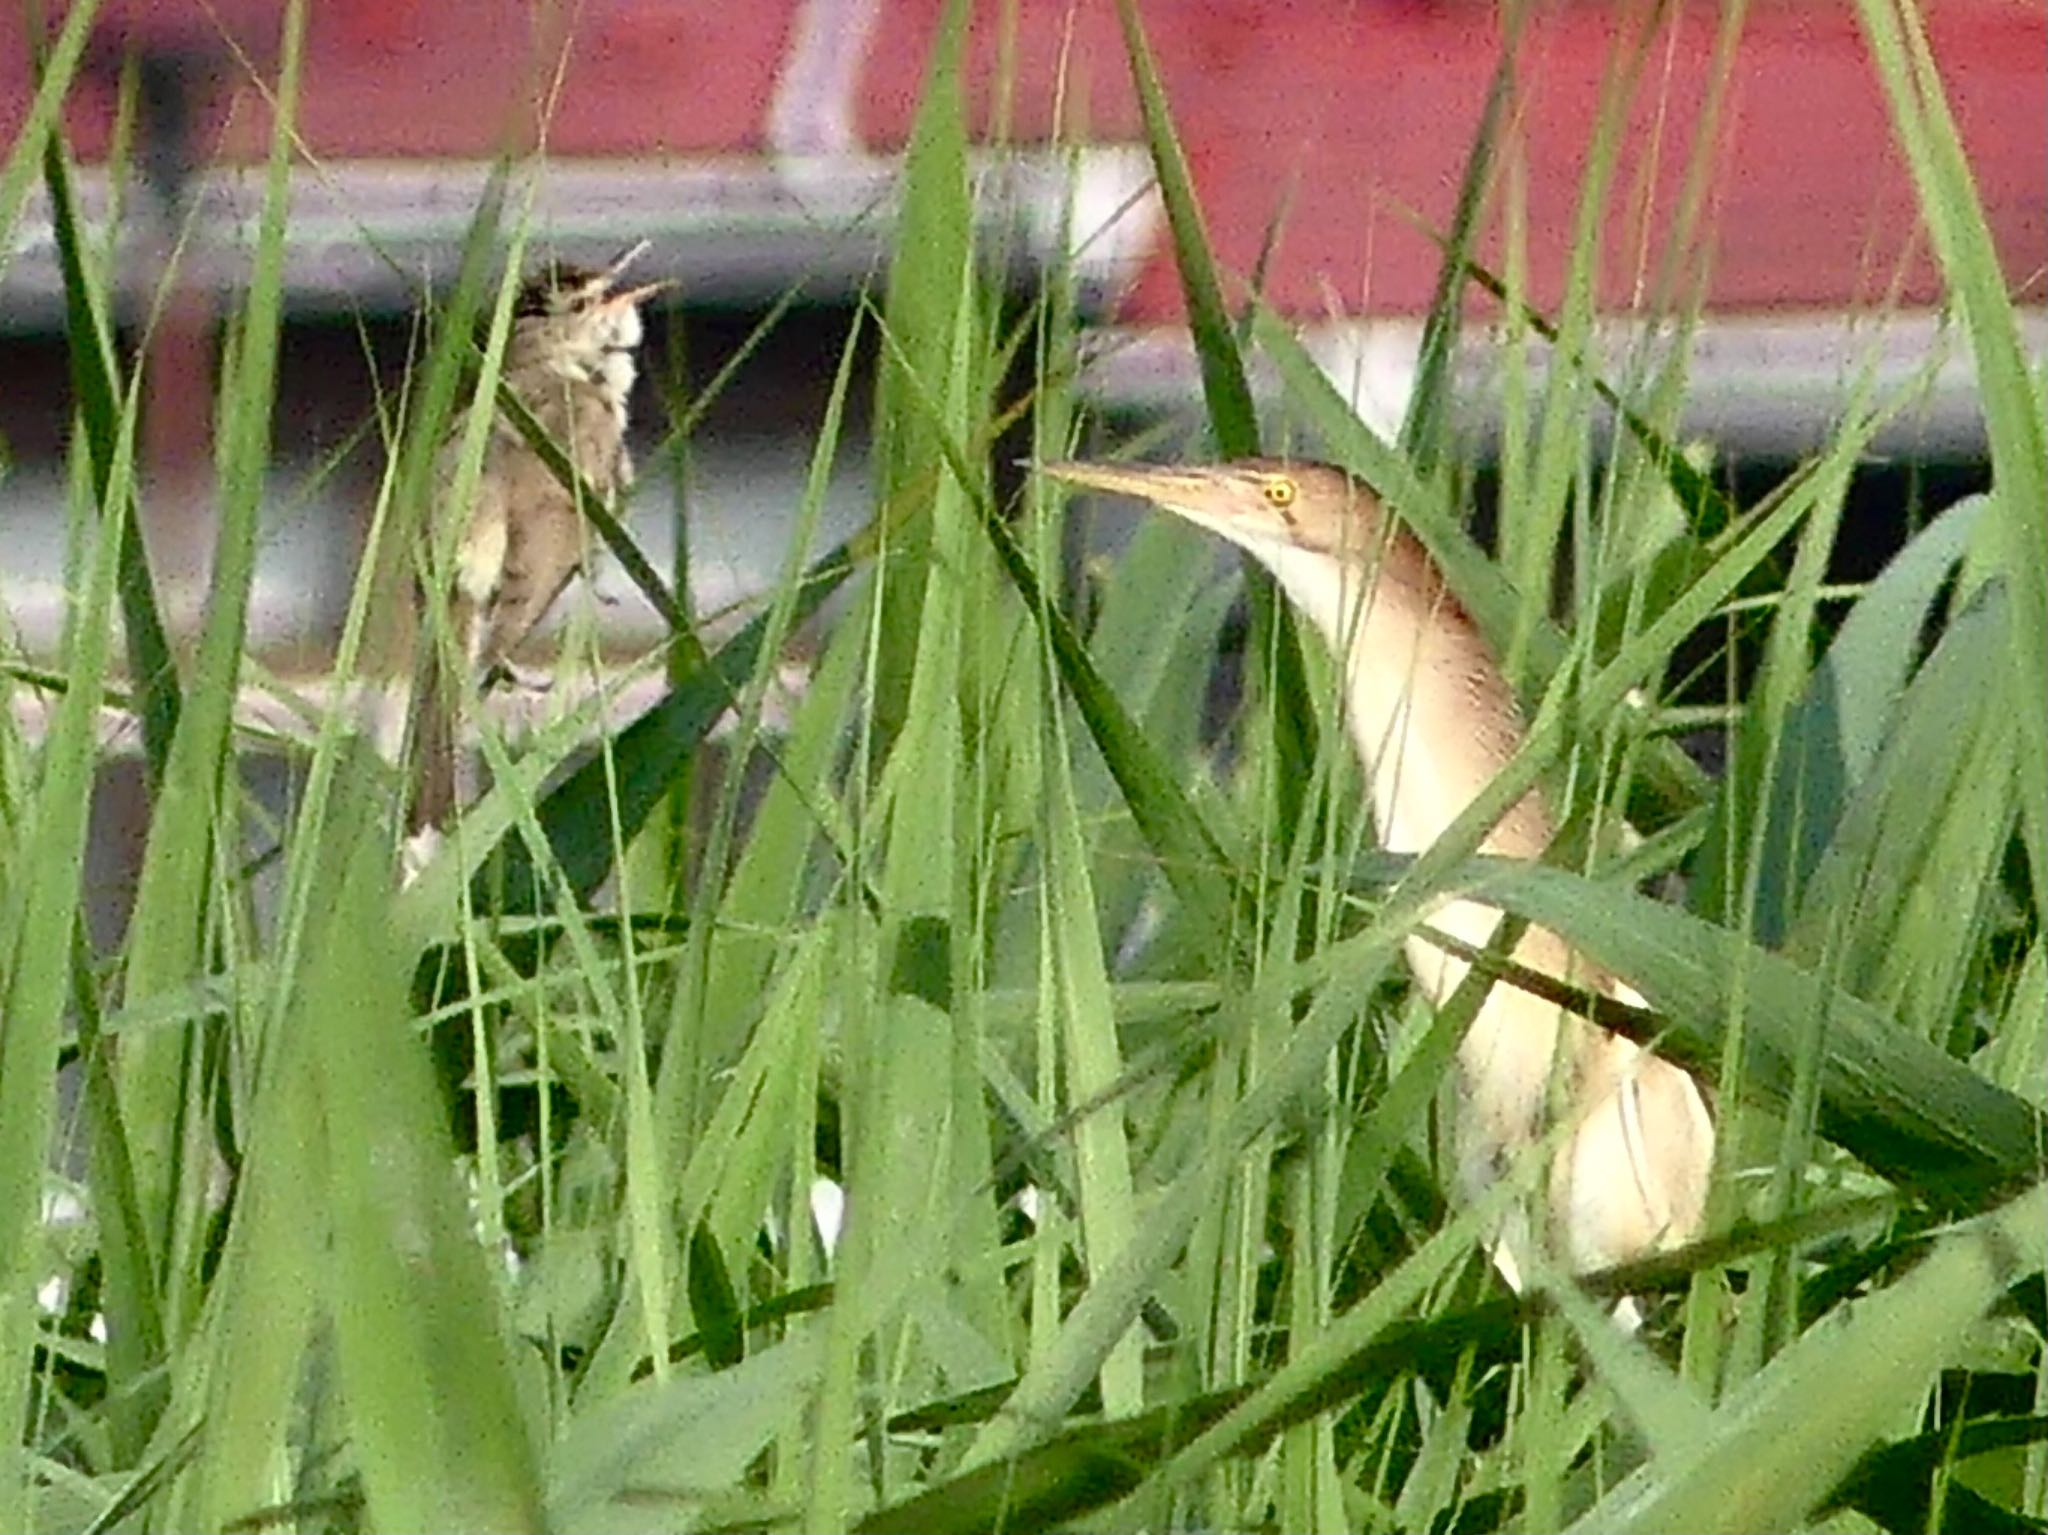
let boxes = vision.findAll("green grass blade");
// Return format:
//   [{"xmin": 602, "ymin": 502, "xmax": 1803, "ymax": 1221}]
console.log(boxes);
[
  {"xmin": 119, "ymin": 0, "xmax": 305, "ymax": 1316},
  {"xmin": 1504, "ymin": 16, "xmax": 1658, "ymax": 656},
  {"xmin": 1853, "ymin": 0, "xmax": 2048, "ymax": 903},
  {"xmin": 0, "ymin": 374, "xmax": 131, "ymax": 1529},
  {"xmin": 1570, "ymin": 1184, "xmax": 2047, "ymax": 1535},
  {"xmin": 490, "ymin": 378, "xmax": 693, "ymax": 643},
  {"xmin": 1111, "ymin": 0, "xmax": 1326, "ymax": 853},
  {"xmin": 0, "ymin": 0, "xmax": 101, "ymax": 285},
  {"xmin": 963, "ymin": 673, "xmax": 1573, "ymax": 1470},
  {"xmin": 392, "ymin": 163, "xmax": 510, "ymax": 537},
  {"xmin": 1040, "ymin": 705, "xmax": 1144, "ymax": 1416},
  {"xmin": 668, "ymin": 303, "xmax": 867, "ymax": 1125},
  {"xmin": 987, "ymin": 472, "xmax": 1244, "ymax": 951},
  {"xmin": 39, "ymin": 132, "xmax": 180, "ymax": 782},
  {"xmin": 61, "ymin": 931, "xmax": 164, "ymax": 1469},
  {"xmin": 1065, "ymin": 515, "xmax": 1238, "ymax": 950},
  {"xmin": 1829, "ymin": 1414, "xmax": 2048, "ymax": 1533},
  {"xmin": 1403, "ymin": 35, "xmax": 1521, "ymax": 478},
  {"xmin": 863, "ymin": 0, "xmax": 975, "ymax": 751},
  {"xmin": 548, "ymin": 1334, "xmax": 825, "ymax": 1529},
  {"xmin": 1441, "ymin": 247, "xmax": 1737, "ymax": 538},
  {"xmin": 1690, "ymin": 433, "xmax": 1851, "ymax": 939},
  {"xmin": 1785, "ymin": 580, "xmax": 2018, "ymax": 1033},
  {"xmin": 485, "ymin": 532, "xmax": 860, "ymax": 912},
  {"xmin": 873, "ymin": 317, "xmax": 1247, "ymax": 951},
  {"xmin": 1732, "ymin": 491, "xmax": 1989, "ymax": 942},
  {"xmin": 1109, "ymin": 0, "xmax": 1256, "ymax": 456},
  {"xmin": 186, "ymin": 989, "xmax": 324, "ymax": 1530},
  {"xmin": 311, "ymin": 762, "xmax": 545, "ymax": 1533}
]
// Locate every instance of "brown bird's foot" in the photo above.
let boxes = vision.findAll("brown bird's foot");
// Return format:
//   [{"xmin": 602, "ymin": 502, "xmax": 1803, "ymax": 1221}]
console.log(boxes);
[{"xmin": 485, "ymin": 656, "xmax": 556, "ymax": 695}]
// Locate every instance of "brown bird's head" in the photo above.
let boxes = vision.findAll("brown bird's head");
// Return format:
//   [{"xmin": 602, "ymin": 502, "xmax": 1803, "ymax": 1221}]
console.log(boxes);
[
  {"xmin": 1039, "ymin": 457, "xmax": 1392, "ymax": 564},
  {"xmin": 508, "ymin": 240, "xmax": 670, "ymax": 390}
]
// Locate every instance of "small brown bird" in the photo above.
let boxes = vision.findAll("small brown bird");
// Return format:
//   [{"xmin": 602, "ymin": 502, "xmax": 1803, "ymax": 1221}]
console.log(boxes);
[
  {"xmin": 407, "ymin": 243, "xmax": 667, "ymax": 838},
  {"xmin": 1041, "ymin": 458, "xmax": 1714, "ymax": 1311}
]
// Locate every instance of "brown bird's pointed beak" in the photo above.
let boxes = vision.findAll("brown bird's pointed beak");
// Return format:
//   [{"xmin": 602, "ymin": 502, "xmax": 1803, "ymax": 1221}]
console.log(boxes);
[{"xmin": 600, "ymin": 279, "xmax": 674, "ymax": 312}]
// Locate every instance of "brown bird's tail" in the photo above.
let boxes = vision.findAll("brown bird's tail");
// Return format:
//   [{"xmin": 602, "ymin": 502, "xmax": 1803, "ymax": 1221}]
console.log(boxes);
[{"xmin": 406, "ymin": 635, "xmax": 462, "ymax": 836}]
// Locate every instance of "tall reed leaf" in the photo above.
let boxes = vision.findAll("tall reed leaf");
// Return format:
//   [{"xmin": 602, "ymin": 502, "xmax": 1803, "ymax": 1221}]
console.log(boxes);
[
  {"xmin": 0, "ymin": 381, "xmax": 132, "ymax": 1533},
  {"xmin": 1853, "ymin": 0, "xmax": 2048, "ymax": 898},
  {"xmin": 1113, "ymin": 0, "xmax": 1320, "ymax": 851}
]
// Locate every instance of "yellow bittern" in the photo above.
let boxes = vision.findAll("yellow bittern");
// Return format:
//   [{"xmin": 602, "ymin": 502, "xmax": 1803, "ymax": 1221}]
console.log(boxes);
[{"xmin": 1042, "ymin": 458, "xmax": 1714, "ymax": 1306}]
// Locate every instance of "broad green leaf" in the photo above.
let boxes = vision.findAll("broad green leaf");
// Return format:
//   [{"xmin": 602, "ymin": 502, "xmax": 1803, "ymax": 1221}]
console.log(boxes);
[
  {"xmin": 1569, "ymin": 1183, "xmax": 2048, "ymax": 1535},
  {"xmin": 1786, "ymin": 581, "xmax": 2018, "ymax": 1036},
  {"xmin": 1734, "ymin": 490, "xmax": 1990, "ymax": 940},
  {"xmin": 1853, "ymin": 0, "xmax": 2048, "ymax": 904},
  {"xmin": 313, "ymin": 763, "xmax": 544, "ymax": 1534},
  {"xmin": 549, "ymin": 1334, "xmax": 826, "ymax": 1533}
]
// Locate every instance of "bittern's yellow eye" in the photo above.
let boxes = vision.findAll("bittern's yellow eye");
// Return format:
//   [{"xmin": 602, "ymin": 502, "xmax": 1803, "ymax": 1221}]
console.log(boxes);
[{"xmin": 1262, "ymin": 477, "xmax": 1298, "ymax": 509}]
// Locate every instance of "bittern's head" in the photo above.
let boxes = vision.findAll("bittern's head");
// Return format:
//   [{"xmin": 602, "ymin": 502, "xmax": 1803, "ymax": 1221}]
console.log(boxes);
[
  {"xmin": 1039, "ymin": 458, "xmax": 1386, "ymax": 563},
  {"xmin": 510, "ymin": 240, "xmax": 670, "ymax": 389}
]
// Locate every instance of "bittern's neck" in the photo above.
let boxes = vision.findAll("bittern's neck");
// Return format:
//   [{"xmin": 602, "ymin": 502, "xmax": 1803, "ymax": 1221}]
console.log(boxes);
[{"xmin": 1253, "ymin": 538, "xmax": 1547, "ymax": 863}]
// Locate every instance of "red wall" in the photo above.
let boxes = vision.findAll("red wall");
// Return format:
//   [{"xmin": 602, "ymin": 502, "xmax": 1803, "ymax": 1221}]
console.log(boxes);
[{"xmin": 6, "ymin": 0, "xmax": 2042, "ymax": 317}]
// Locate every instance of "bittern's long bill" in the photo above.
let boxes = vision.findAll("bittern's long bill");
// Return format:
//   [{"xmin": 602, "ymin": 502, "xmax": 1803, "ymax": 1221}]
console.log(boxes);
[{"xmin": 1042, "ymin": 458, "xmax": 1714, "ymax": 1309}]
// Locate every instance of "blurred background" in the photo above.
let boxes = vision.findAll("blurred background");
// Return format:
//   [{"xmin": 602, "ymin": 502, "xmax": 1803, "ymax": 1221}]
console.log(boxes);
[{"xmin": 2, "ymin": 0, "xmax": 2044, "ymax": 933}]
